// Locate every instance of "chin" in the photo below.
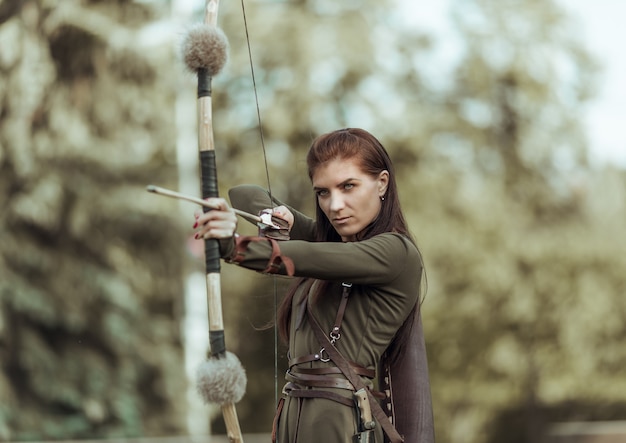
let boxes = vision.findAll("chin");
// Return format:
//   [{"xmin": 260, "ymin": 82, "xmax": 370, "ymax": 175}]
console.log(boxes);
[{"xmin": 336, "ymin": 230, "xmax": 358, "ymax": 242}]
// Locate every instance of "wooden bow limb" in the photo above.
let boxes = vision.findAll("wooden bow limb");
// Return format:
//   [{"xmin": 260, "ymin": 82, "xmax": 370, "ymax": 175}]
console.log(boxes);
[{"xmin": 182, "ymin": 1, "xmax": 245, "ymax": 441}]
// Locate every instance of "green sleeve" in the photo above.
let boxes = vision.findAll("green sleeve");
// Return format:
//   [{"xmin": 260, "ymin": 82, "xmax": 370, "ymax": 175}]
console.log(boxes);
[
  {"xmin": 228, "ymin": 184, "xmax": 316, "ymax": 241},
  {"xmin": 226, "ymin": 232, "xmax": 420, "ymax": 286}
]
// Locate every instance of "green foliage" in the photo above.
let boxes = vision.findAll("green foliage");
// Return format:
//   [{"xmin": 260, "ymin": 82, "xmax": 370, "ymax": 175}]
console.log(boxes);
[
  {"xmin": 0, "ymin": 0, "xmax": 187, "ymax": 440},
  {"xmin": 414, "ymin": 168, "xmax": 626, "ymax": 442}
]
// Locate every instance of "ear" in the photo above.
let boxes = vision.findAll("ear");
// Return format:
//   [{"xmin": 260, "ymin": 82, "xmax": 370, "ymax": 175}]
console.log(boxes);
[{"xmin": 377, "ymin": 170, "xmax": 389, "ymax": 197}]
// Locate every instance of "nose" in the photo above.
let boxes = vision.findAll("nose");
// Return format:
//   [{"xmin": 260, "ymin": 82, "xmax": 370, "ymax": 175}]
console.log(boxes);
[{"xmin": 329, "ymin": 192, "xmax": 345, "ymax": 212}]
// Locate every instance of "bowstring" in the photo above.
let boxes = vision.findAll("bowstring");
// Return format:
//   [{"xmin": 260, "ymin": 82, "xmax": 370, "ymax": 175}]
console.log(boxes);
[
  {"xmin": 240, "ymin": 0, "xmax": 280, "ymax": 408},
  {"xmin": 240, "ymin": 0, "xmax": 273, "ymax": 203}
]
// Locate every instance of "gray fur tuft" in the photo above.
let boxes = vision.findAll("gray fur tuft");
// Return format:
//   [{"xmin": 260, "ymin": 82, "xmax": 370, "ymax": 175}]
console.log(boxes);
[
  {"xmin": 181, "ymin": 24, "xmax": 229, "ymax": 76},
  {"xmin": 196, "ymin": 351, "xmax": 247, "ymax": 405}
]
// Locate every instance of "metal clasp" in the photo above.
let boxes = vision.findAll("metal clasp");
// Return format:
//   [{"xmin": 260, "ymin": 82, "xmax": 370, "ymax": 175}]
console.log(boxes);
[
  {"xmin": 318, "ymin": 347, "xmax": 331, "ymax": 363},
  {"xmin": 329, "ymin": 326, "xmax": 341, "ymax": 344}
]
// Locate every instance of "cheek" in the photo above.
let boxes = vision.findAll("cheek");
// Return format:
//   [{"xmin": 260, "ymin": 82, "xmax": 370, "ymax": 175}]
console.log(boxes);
[
  {"xmin": 370, "ymin": 198, "xmax": 382, "ymax": 213},
  {"xmin": 361, "ymin": 188, "xmax": 379, "ymax": 207},
  {"xmin": 364, "ymin": 195, "xmax": 382, "ymax": 217}
]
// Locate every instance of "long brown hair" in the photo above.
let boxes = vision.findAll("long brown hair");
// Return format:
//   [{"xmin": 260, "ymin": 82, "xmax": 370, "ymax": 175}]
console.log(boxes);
[{"xmin": 276, "ymin": 128, "xmax": 425, "ymax": 361}]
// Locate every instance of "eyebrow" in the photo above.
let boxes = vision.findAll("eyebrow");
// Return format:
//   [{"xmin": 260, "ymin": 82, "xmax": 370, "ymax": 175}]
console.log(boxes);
[{"xmin": 313, "ymin": 177, "xmax": 360, "ymax": 192}]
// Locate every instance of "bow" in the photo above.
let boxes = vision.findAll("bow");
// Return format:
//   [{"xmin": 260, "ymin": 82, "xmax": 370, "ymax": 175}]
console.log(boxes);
[{"xmin": 181, "ymin": 1, "xmax": 245, "ymax": 441}]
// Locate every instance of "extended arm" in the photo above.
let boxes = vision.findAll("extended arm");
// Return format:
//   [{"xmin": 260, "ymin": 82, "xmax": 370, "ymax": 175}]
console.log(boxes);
[{"xmin": 224, "ymin": 232, "xmax": 419, "ymax": 287}]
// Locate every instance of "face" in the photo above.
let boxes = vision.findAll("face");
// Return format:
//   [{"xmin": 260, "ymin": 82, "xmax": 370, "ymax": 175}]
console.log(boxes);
[{"xmin": 312, "ymin": 157, "xmax": 389, "ymax": 242}]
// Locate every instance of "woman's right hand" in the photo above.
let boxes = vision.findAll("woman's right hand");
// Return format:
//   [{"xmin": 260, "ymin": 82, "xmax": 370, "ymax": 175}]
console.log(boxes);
[
  {"xmin": 259, "ymin": 205, "xmax": 293, "ymax": 240},
  {"xmin": 267, "ymin": 205, "xmax": 294, "ymax": 230}
]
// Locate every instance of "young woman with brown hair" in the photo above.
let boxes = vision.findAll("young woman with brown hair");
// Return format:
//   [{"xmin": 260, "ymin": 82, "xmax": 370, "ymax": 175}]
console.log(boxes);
[{"xmin": 195, "ymin": 128, "xmax": 434, "ymax": 443}]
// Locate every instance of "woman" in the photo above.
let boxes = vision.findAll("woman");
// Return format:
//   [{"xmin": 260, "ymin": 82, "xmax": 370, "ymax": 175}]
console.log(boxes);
[{"xmin": 195, "ymin": 128, "xmax": 434, "ymax": 443}]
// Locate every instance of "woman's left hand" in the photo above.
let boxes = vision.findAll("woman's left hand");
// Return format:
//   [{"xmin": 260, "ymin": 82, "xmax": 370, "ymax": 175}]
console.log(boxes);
[{"xmin": 194, "ymin": 198, "xmax": 238, "ymax": 240}]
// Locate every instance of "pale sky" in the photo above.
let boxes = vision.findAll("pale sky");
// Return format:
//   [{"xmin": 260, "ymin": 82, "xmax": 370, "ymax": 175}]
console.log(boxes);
[{"xmin": 562, "ymin": 0, "xmax": 626, "ymax": 168}]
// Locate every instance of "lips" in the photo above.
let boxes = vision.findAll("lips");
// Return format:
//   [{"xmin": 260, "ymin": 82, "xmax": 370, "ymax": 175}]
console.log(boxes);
[{"xmin": 333, "ymin": 216, "xmax": 350, "ymax": 225}]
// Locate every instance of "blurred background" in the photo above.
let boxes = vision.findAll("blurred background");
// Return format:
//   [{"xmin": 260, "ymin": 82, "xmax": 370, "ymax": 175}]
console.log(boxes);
[{"xmin": 1, "ymin": 0, "xmax": 625, "ymax": 442}]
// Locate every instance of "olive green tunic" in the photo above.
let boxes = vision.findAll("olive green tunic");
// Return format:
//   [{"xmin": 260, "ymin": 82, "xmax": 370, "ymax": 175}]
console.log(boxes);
[{"xmin": 224, "ymin": 185, "xmax": 430, "ymax": 443}]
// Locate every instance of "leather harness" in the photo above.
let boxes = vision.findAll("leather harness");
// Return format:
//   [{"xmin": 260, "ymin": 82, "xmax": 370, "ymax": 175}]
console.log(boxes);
[{"xmin": 273, "ymin": 282, "xmax": 404, "ymax": 443}]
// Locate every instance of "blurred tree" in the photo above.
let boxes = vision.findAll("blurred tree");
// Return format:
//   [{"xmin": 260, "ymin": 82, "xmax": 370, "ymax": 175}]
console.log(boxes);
[
  {"xmin": 443, "ymin": 0, "xmax": 596, "ymax": 215},
  {"xmin": 407, "ymin": 1, "xmax": 626, "ymax": 442},
  {"xmin": 0, "ymin": 0, "xmax": 188, "ymax": 439},
  {"xmin": 211, "ymin": 0, "xmax": 434, "ymax": 206}
]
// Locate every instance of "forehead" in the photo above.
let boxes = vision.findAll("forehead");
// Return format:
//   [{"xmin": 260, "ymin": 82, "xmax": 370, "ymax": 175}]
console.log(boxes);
[{"xmin": 311, "ymin": 157, "xmax": 367, "ymax": 187}]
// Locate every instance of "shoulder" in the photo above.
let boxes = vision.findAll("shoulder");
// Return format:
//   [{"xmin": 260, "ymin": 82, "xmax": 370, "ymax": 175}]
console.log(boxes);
[
  {"xmin": 368, "ymin": 232, "xmax": 419, "ymax": 255},
  {"xmin": 369, "ymin": 232, "xmax": 422, "ymax": 268}
]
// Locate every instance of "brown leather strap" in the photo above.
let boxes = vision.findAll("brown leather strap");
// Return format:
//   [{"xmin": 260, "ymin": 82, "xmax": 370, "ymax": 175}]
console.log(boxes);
[
  {"xmin": 307, "ymin": 296, "xmax": 405, "ymax": 443},
  {"xmin": 229, "ymin": 235, "xmax": 295, "ymax": 276},
  {"xmin": 289, "ymin": 353, "xmax": 375, "ymax": 378},
  {"xmin": 292, "ymin": 365, "xmax": 376, "ymax": 379},
  {"xmin": 287, "ymin": 388, "xmax": 355, "ymax": 408},
  {"xmin": 288, "ymin": 352, "xmax": 325, "ymax": 366},
  {"xmin": 330, "ymin": 282, "xmax": 352, "ymax": 343},
  {"xmin": 285, "ymin": 371, "xmax": 355, "ymax": 390}
]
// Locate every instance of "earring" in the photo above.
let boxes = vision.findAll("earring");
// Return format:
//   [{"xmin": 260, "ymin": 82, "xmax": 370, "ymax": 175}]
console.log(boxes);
[{"xmin": 380, "ymin": 196, "xmax": 385, "ymax": 201}]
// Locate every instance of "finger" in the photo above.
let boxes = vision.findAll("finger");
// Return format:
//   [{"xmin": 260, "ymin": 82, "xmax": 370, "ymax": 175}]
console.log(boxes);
[
  {"xmin": 198, "ymin": 224, "xmax": 236, "ymax": 239},
  {"xmin": 204, "ymin": 197, "xmax": 229, "ymax": 211},
  {"xmin": 196, "ymin": 202, "xmax": 233, "ymax": 225},
  {"xmin": 271, "ymin": 205, "xmax": 294, "ymax": 227},
  {"xmin": 195, "ymin": 216, "xmax": 237, "ymax": 239},
  {"xmin": 202, "ymin": 228, "xmax": 233, "ymax": 240},
  {"xmin": 263, "ymin": 207, "xmax": 286, "ymax": 219}
]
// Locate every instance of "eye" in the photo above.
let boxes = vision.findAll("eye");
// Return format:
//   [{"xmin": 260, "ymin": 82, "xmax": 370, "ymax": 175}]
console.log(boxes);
[
  {"xmin": 343, "ymin": 183, "xmax": 355, "ymax": 190},
  {"xmin": 316, "ymin": 189, "xmax": 329, "ymax": 197}
]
